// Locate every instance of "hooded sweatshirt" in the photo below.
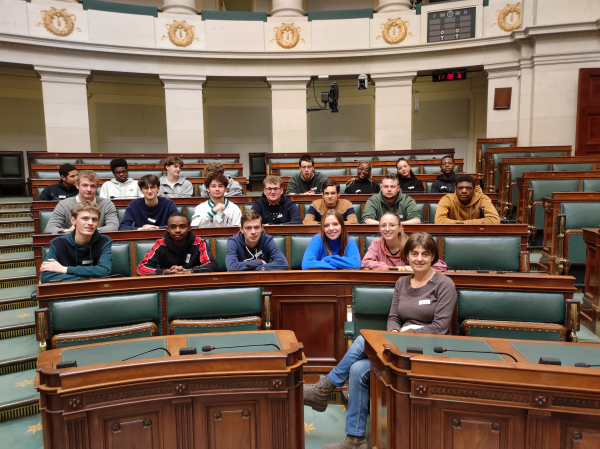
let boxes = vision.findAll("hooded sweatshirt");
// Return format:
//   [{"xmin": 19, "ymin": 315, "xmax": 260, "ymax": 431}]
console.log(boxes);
[
  {"xmin": 118, "ymin": 197, "xmax": 178, "ymax": 230},
  {"xmin": 38, "ymin": 180, "xmax": 79, "ymax": 201},
  {"xmin": 286, "ymin": 171, "xmax": 330, "ymax": 195},
  {"xmin": 361, "ymin": 236, "xmax": 448, "ymax": 271},
  {"xmin": 435, "ymin": 186, "xmax": 500, "ymax": 224},
  {"xmin": 44, "ymin": 196, "xmax": 119, "ymax": 234},
  {"xmin": 226, "ymin": 230, "xmax": 289, "ymax": 271},
  {"xmin": 40, "ymin": 230, "xmax": 112, "ymax": 283},
  {"xmin": 99, "ymin": 177, "xmax": 142, "ymax": 199},
  {"xmin": 159, "ymin": 175, "xmax": 194, "ymax": 197},
  {"xmin": 251, "ymin": 193, "xmax": 302, "ymax": 225},
  {"xmin": 398, "ymin": 171, "xmax": 425, "ymax": 193},
  {"xmin": 431, "ymin": 173, "xmax": 457, "ymax": 194},
  {"xmin": 137, "ymin": 230, "xmax": 217, "ymax": 275},
  {"xmin": 198, "ymin": 176, "xmax": 243, "ymax": 197},
  {"xmin": 362, "ymin": 192, "xmax": 422, "ymax": 223}
]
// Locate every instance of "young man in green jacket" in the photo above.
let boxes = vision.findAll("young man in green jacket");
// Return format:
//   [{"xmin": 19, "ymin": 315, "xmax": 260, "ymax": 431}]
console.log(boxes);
[{"xmin": 362, "ymin": 174, "xmax": 422, "ymax": 225}]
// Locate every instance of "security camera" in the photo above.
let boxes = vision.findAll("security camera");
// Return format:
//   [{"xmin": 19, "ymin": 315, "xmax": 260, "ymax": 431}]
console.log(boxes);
[{"xmin": 358, "ymin": 74, "xmax": 369, "ymax": 90}]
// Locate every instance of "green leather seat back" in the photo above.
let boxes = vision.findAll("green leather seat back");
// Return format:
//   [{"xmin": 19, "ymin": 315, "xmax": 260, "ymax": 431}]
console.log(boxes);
[
  {"xmin": 480, "ymin": 142, "xmax": 512, "ymax": 156},
  {"xmin": 443, "ymin": 236, "xmax": 520, "ymax": 271},
  {"xmin": 492, "ymin": 152, "xmax": 528, "ymax": 168},
  {"xmin": 313, "ymin": 157, "xmax": 338, "ymax": 163},
  {"xmin": 290, "ymin": 235, "xmax": 315, "ymax": 269},
  {"xmin": 375, "ymin": 155, "xmax": 405, "ymax": 161},
  {"xmin": 352, "ymin": 286, "xmax": 394, "ymax": 333},
  {"xmin": 135, "ymin": 241, "xmax": 159, "ymax": 269},
  {"xmin": 422, "ymin": 166, "xmax": 441, "ymax": 175},
  {"xmin": 416, "ymin": 202, "xmax": 425, "ymax": 220},
  {"xmin": 530, "ymin": 151, "xmax": 567, "ymax": 158},
  {"xmin": 349, "ymin": 167, "xmax": 383, "ymax": 176},
  {"xmin": 180, "ymin": 170, "xmax": 202, "ymax": 177},
  {"xmin": 80, "ymin": 158, "xmax": 113, "ymax": 164},
  {"xmin": 269, "ymin": 158, "xmax": 296, "ymax": 165},
  {"xmin": 36, "ymin": 171, "xmax": 60, "ymax": 180},
  {"xmin": 340, "ymin": 184, "xmax": 346, "ymax": 194},
  {"xmin": 340, "ymin": 156, "xmax": 373, "ymax": 162},
  {"xmin": 42, "ymin": 246, "xmax": 49, "ymax": 260},
  {"xmin": 552, "ymin": 163, "xmax": 593, "ymax": 172},
  {"xmin": 34, "ymin": 158, "xmax": 78, "ymax": 164},
  {"xmin": 567, "ymin": 233, "xmax": 587, "ymax": 264},
  {"xmin": 318, "ymin": 168, "xmax": 348, "ymax": 176},
  {"xmin": 242, "ymin": 204, "xmax": 253, "ymax": 211},
  {"xmin": 561, "ymin": 202, "xmax": 600, "ymax": 230},
  {"xmin": 534, "ymin": 204, "xmax": 545, "ymax": 232},
  {"xmin": 50, "ymin": 292, "xmax": 161, "ymax": 334},
  {"xmin": 363, "ymin": 235, "xmax": 380, "ymax": 253},
  {"xmin": 128, "ymin": 159, "xmax": 162, "ymax": 165},
  {"xmin": 215, "ymin": 236, "xmax": 284, "ymax": 271},
  {"xmin": 412, "ymin": 155, "xmax": 439, "ymax": 160},
  {"xmin": 224, "ymin": 169, "xmax": 240, "ymax": 177},
  {"xmin": 186, "ymin": 206, "xmax": 196, "ymax": 223},
  {"xmin": 457, "ymin": 290, "xmax": 565, "ymax": 325},
  {"xmin": 201, "ymin": 158, "xmax": 237, "ymax": 163},
  {"xmin": 352, "ymin": 204, "xmax": 362, "ymax": 222},
  {"xmin": 279, "ymin": 169, "xmax": 299, "ymax": 177},
  {"xmin": 166, "ymin": 287, "xmax": 262, "ymax": 322},
  {"xmin": 37, "ymin": 187, "xmax": 45, "ymax": 197},
  {"xmin": 463, "ymin": 326, "xmax": 564, "ymax": 341},
  {"xmin": 95, "ymin": 171, "xmax": 114, "ymax": 178},
  {"xmin": 428, "ymin": 203, "xmax": 438, "ymax": 223},
  {"xmin": 0, "ymin": 155, "xmax": 22, "ymax": 178},
  {"xmin": 182, "ymin": 158, "xmax": 201, "ymax": 164},
  {"xmin": 583, "ymin": 179, "xmax": 600, "ymax": 192},
  {"xmin": 411, "ymin": 166, "xmax": 422, "ymax": 174},
  {"xmin": 507, "ymin": 164, "xmax": 549, "ymax": 204},
  {"xmin": 111, "ymin": 243, "xmax": 131, "ymax": 277},
  {"xmin": 40, "ymin": 211, "xmax": 53, "ymax": 233},
  {"xmin": 117, "ymin": 208, "xmax": 127, "ymax": 224},
  {"xmin": 425, "ymin": 182, "xmax": 432, "ymax": 193},
  {"xmin": 302, "ymin": 203, "xmax": 311, "ymax": 216},
  {"xmin": 531, "ymin": 179, "xmax": 579, "ymax": 203},
  {"xmin": 250, "ymin": 155, "xmax": 267, "ymax": 176},
  {"xmin": 128, "ymin": 170, "xmax": 163, "ymax": 178}
]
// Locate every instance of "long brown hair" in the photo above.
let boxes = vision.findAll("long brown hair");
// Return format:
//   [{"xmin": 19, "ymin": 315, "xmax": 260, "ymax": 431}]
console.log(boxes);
[
  {"xmin": 379, "ymin": 212, "xmax": 407, "ymax": 253},
  {"xmin": 320, "ymin": 209, "xmax": 348, "ymax": 256}
]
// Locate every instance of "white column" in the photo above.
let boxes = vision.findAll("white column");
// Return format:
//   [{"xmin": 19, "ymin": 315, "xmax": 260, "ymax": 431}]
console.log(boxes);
[
  {"xmin": 162, "ymin": 0, "xmax": 197, "ymax": 15},
  {"xmin": 35, "ymin": 66, "xmax": 91, "ymax": 153},
  {"xmin": 485, "ymin": 64, "xmax": 521, "ymax": 139},
  {"xmin": 374, "ymin": 0, "xmax": 412, "ymax": 13},
  {"xmin": 268, "ymin": 77, "xmax": 310, "ymax": 153},
  {"xmin": 372, "ymin": 72, "xmax": 416, "ymax": 151},
  {"xmin": 160, "ymin": 75, "xmax": 206, "ymax": 154},
  {"xmin": 270, "ymin": 0, "xmax": 305, "ymax": 17}
]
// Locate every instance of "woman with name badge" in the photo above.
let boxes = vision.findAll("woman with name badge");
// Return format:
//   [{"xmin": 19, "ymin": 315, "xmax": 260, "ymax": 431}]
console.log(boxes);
[
  {"xmin": 344, "ymin": 161, "xmax": 381, "ymax": 195},
  {"xmin": 304, "ymin": 232, "xmax": 456, "ymax": 449},
  {"xmin": 301, "ymin": 209, "xmax": 361, "ymax": 270},
  {"xmin": 362, "ymin": 212, "xmax": 447, "ymax": 271}
]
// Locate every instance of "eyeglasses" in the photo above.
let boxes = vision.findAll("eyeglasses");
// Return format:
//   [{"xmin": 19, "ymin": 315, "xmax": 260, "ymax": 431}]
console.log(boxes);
[
  {"xmin": 379, "ymin": 224, "xmax": 399, "ymax": 230},
  {"xmin": 264, "ymin": 187, "xmax": 281, "ymax": 192}
]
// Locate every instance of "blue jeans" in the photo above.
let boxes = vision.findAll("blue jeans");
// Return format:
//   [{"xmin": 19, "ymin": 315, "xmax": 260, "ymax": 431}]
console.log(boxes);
[{"xmin": 326, "ymin": 335, "xmax": 370, "ymax": 437}]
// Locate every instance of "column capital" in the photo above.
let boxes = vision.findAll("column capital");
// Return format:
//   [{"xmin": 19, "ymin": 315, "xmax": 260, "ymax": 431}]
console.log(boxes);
[
  {"xmin": 371, "ymin": 72, "xmax": 417, "ymax": 87},
  {"xmin": 35, "ymin": 66, "xmax": 90, "ymax": 84},
  {"xmin": 484, "ymin": 64, "xmax": 520, "ymax": 79},
  {"xmin": 160, "ymin": 75, "xmax": 206, "ymax": 90},
  {"xmin": 267, "ymin": 76, "xmax": 310, "ymax": 90}
]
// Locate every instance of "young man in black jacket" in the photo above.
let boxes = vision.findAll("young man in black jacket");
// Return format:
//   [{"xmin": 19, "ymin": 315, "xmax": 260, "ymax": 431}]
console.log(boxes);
[
  {"xmin": 251, "ymin": 175, "xmax": 301, "ymax": 224},
  {"xmin": 38, "ymin": 163, "xmax": 79, "ymax": 201},
  {"xmin": 137, "ymin": 212, "xmax": 218, "ymax": 275},
  {"xmin": 431, "ymin": 155, "xmax": 457, "ymax": 194}
]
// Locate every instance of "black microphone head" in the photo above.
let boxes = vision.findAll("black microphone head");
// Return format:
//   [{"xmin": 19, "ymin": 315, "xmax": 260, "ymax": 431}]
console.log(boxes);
[
  {"xmin": 575, "ymin": 362, "xmax": 589, "ymax": 368},
  {"xmin": 201, "ymin": 345, "xmax": 213, "ymax": 352},
  {"xmin": 433, "ymin": 346, "xmax": 445, "ymax": 353}
]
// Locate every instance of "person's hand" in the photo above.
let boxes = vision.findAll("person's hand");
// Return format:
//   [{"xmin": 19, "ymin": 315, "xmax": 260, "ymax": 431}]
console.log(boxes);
[
  {"xmin": 399, "ymin": 265, "xmax": 413, "ymax": 272},
  {"xmin": 304, "ymin": 190, "xmax": 315, "ymax": 195},
  {"xmin": 391, "ymin": 329, "xmax": 399, "ymax": 333},
  {"xmin": 261, "ymin": 260, "xmax": 267, "ymax": 264},
  {"xmin": 62, "ymin": 225, "xmax": 75, "ymax": 233},
  {"xmin": 169, "ymin": 266, "xmax": 186, "ymax": 272},
  {"xmin": 40, "ymin": 259, "xmax": 67, "ymax": 273},
  {"xmin": 213, "ymin": 202, "xmax": 226, "ymax": 213},
  {"xmin": 140, "ymin": 224, "xmax": 159, "ymax": 230}
]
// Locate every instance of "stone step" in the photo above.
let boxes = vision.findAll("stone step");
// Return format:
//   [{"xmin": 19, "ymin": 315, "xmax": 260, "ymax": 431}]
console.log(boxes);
[
  {"xmin": 0, "ymin": 335, "xmax": 39, "ymax": 376},
  {"xmin": 0, "ymin": 266, "xmax": 36, "ymax": 283},
  {"xmin": 0, "ymin": 251, "xmax": 34, "ymax": 262},
  {"xmin": 0, "ymin": 217, "xmax": 32, "ymax": 224},
  {"xmin": 0, "ymin": 413, "xmax": 43, "ymax": 448},
  {"xmin": 0, "ymin": 369, "xmax": 39, "ymax": 423},
  {"xmin": 0, "ymin": 306, "xmax": 36, "ymax": 340},
  {"xmin": 0, "ymin": 238, "xmax": 33, "ymax": 249},
  {"xmin": 0, "ymin": 284, "xmax": 37, "ymax": 311}
]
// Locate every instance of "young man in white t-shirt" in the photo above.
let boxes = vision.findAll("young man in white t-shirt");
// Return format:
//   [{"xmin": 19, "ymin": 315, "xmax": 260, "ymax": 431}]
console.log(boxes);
[{"xmin": 191, "ymin": 173, "xmax": 241, "ymax": 227}]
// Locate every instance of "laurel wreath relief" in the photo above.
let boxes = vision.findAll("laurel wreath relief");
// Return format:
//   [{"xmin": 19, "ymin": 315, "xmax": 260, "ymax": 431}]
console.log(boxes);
[
  {"xmin": 376, "ymin": 18, "xmax": 412, "ymax": 45},
  {"xmin": 37, "ymin": 7, "xmax": 81, "ymax": 38},
  {"xmin": 271, "ymin": 23, "xmax": 306, "ymax": 49},
  {"xmin": 493, "ymin": 3, "xmax": 522, "ymax": 32},
  {"xmin": 162, "ymin": 20, "xmax": 200, "ymax": 48}
]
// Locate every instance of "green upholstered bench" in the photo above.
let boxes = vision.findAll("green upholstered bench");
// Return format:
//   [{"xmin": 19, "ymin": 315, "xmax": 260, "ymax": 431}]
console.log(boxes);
[
  {"xmin": 345, "ymin": 286, "xmax": 393, "ymax": 339},
  {"xmin": 223, "ymin": 169, "xmax": 240, "ymax": 177},
  {"xmin": 480, "ymin": 142, "xmax": 513, "ymax": 157},
  {"xmin": 0, "ymin": 153, "xmax": 25, "ymax": 195},
  {"xmin": 278, "ymin": 168, "xmax": 347, "ymax": 177},
  {"xmin": 42, "ymin": 292, "xmax": 161, "ymax": 348},
  {"xmin": 528, "ymin": 179, "xmax": 579, "ymax": 233},
  {"xmin": 39, "ymin": 210, "xmax": 53, "ymax": 233},
  {"xmin": 34, "ymin": 158, "xmax": 77, "ymax": 164},
  {"xmin": 269, "ymin": 158, "xmax": 296, "ymax": 165},
  {"xmin": 128, "ymin": 158, "xmax": 162, "ymax": 164},
  {"xmin": 279, "ymin": 168, "xmax": 300, "ymax": 177},
  {"xmin": 552, "ymin": 163, "xmax": 593, "ymax": 172},
  {"xmin": 504, "ymin": 163, "xmax": 549, "ymax": 204},
  {"xmin": 314, "ymin": 157, "xmax": 339, "ymax": 163},
  {"xmin": 42, "ymin": 242, "xmax": 132, "ymax": 277},
  {"xmin": 422, "ymin": 165, "xmax": 460, "ymax": 175},
  {"xmin": 80, "ymin": 158, "xmax": 113, "ymax": 164},
  {"xmin": 428, "ymin": 203, "xmax": 438, "ymax": 223},
  {"xmin": 340, "ymin": 156, "xmax": 373, "ymax": 162},
  {"xmin": 180, "ymin": 169, "xmax": 202, "ymax": 177},
  {"xmin": 35, "ymin": 172, "xmax": 60, "ymax": 180},
  {"xmin": 457, "ymin": 290, "xmax": 578, "ymax": 341},
  {"xmin": 443, "ymin": 236, "xmax": 521, "ymax": 271},
  {"xmin": 182, "ymin": 158, "xmax": 201, "ymax": 164},
  {"xmin": 127, "ymin": 170, "xmax": 163, "ymax": 178},
  {"xmin": 583, "ymin": 179, "xmax": 600, "ymax": 192},
  {"xmin": 375, "ymin": 155, "xmax": 405, "ymax": 161},
  {"xmin": 415, "ymin": 202, "xmax": 425, "ymax": 221},
  {"xmin": 166, "ymin": 287, "xmax": 263, "ymax": 334},
  {"xmin": 290, "ymin": 234, "xmax": 360, "ymax": 269},
  {"xmin": 561, "ymin": 202, "xmax": 600, "ymax": 267},
  {"xmin": 301, "ymin": 203, "xmax": 362, "ymax": 222},
  {"xmin": 201, "ymin": 158, "xmax": 238, "ymax": 163},
  {"xmin": 214, "ymin": 236, "xmax": 285, "ymax": 271},
  {"xmin": 349, "ymin": 167, "xmax": 383, "ymax": 176}
]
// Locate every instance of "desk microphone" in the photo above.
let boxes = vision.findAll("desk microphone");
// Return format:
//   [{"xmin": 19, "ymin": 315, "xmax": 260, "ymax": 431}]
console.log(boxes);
[
  {"xmin": 201, "ymin": 343, "xmax": 281, "ymax": 352},
  {"xmin": 121, "ymin": 347, "xmax": 172, "ymax": 361},
  {"xmin": 433, "ymin": 346, "xmax": 518, "ymax": 362},
  {"xmin": 575, "ymin": 362, "xmax": 600, "ymax": 368}
]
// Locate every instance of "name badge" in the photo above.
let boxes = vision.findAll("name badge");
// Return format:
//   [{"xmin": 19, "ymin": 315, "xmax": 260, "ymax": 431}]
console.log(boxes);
[
  {"xmin": 399, "ymin": 215, "xmax": 404, "ymax": 219},
  {"xmin": 355, "ymin": 189, "xmax": 362, "ymax": 193},
  {"xmin": 441, "ymin": 186, "xmax": 447, "ymax": 190},
  {"xmin": 408, "ymin": 186, "xmax": 414, "ymax": 190},
  {"xmin": 82, "ymin": 260, "xmax": 92, "ymax": 266},
  {"xmin": 185, "ymin": 254, "xmax": 191, "ymax": 263},
  {"xmin": 419, "ymin": 299, "xmax": 430, "ymax": 305},
  {"xmin": 148, "ymin": 218, "xmax": 156, "ymax": 223},
  {"xmin": 276, "ymin": 213, "xmax": 283, "ymax": 218},
  {"xmin": 311, "ymin": 187, "xmax": 317, "ymax": 191},
  {"xmin": 59, "ymin": 195, "xmax": 66, "ymax": 199}
]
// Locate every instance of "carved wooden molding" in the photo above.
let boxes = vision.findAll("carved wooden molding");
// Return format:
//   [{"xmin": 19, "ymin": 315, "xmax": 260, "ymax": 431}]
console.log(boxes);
[
  {"xmin": 552, "ymin": 396, "xmax": 600, "ymax": 409},
  {"xmin": 86, "ymin": 384, "xmax": 172, "ymax": 406},
  {"xmin": 191, "ymin": 379, "xmax": 270, "ymax": 392},
  {"xmin": 429, "ymin": 385, "xmax": 529, "ymax": 403}
]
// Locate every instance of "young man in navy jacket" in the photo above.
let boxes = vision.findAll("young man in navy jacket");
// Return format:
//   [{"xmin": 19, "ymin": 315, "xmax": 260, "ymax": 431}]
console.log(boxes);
[
  {"xmin": 225, "ymin": 210, "xmax": 289, "ymax": 271},
  {"xmin": 40, "ymin": 201, "xmax": 112, "ymax": 283},
  {"xmin": 137, "ymin": 212, "xmax": 218, "ymax": 275},
  {"xmin": 119, "ymin": 174, "xmax": 178, "ymax": 230},
  {"xmin": 251, "ymin": 175, "xmax": 301, "ymax": 225}
]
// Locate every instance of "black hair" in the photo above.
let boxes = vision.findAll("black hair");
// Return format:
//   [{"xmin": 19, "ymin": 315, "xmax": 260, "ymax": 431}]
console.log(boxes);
[
  {"xmin": 441, "ymin": 155, "xmax": 454, "ymax": 163},
  {"xmin": 59, "ymin": 163, "xmax": 77, "ymax": 178},
  {"xmin": 110, "ymin": 158, "xmax": 128, "ymax": 171},
  {"xmin": 299, "ymin": 154, "xmax": 314, "ymax": 166},
  {"xmin": 167, "ymin": 212, "xmax": 190, "ymax": 225},
  {"xmin": 138, "ymin": 174, "xmax": 160, "ymax": 189},
  {"xmin": 456, "ymin": 174, "xmax": 476, "ymax": 187}
]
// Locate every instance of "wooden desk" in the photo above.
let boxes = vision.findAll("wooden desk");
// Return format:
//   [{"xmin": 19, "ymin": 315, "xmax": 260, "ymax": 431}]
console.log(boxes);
[
  {"xmin": 583, "ymin": 228, "xmax": 600, "ymax": 336},
  {"xmin": 362, "ymin": 329, "xmax": 600, "ymax": 449},
  {"xmin": 36, "ymin": 330, "xmax": 305, "ymax": 449}
]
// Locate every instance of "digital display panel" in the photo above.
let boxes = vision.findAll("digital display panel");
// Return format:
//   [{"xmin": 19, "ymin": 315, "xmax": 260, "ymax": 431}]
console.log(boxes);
[
  {"xmin": 432, "ymin": 69, "xmax": 467, "ymax": 82},
  {"xmin": 427, "ymin": 7, "xmax": 476, "ymax": 43}
]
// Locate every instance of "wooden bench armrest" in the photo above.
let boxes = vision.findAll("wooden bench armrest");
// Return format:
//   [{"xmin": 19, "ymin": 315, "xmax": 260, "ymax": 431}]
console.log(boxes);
[
  {"xmin": 50, "ymin": 322, "xmax": 157, "ymax": 349},
  {"xmin": 169, "ymin": 317, "xmax": 262, "ymax": 334}
]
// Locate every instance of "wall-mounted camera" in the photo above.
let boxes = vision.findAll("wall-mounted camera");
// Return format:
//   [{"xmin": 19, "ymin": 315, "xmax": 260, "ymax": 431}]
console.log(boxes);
[
  {"xmin": 308, "ymin": 78, "xmax": 339, "ymax": 113},
  {"xmin": 358, "ymin": 74, "xmax": 369, "ymax": 90}
]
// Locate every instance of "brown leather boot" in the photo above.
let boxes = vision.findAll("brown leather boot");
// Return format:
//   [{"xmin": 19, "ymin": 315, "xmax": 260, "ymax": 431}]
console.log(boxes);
[
  {"xmin": 303, "ymin": 375, "xmax": 336, "ymax": 412},
  {"xmin": 322, "ymin": 435, "xmax": 367, "ymax": 449}
]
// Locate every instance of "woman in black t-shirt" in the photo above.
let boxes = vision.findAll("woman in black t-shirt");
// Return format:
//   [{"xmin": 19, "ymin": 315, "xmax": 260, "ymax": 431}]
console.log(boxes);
[{"xmin": 344, "ymin": 161, "xmax": 381, "ymax": 194}]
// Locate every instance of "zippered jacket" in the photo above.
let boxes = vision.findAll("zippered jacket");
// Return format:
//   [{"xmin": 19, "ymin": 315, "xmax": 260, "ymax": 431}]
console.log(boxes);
[{"xmin": 225, "ymin": 230, "xmax": 288, "ymax": 271}]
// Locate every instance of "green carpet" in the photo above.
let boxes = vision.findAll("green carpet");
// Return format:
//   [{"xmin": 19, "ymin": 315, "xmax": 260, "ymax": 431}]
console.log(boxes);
[
  {"xmin": 304, "ymin": 404, "xmax": 371, "ymax": 449},
  {"xmin": 0, "ymin": 251, "xmax": 34, "ymax": 262},
  {"xmin": 0, "ymin": 197, "xmax": 32, "ymax": 204},
  {"xmin": 0, "ymin": 284, "xmax": 36, "ymax": 301},
  {"xmin": 0, "ymin": 414, "xmax": 43, "ymax": 449}
]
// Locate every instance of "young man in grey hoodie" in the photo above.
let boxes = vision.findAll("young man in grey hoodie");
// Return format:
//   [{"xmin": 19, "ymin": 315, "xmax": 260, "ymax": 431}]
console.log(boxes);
[
  {"xmin": 98, "ymin": 158, "xmax": 142, "ymax": 199},
  {"xmin": 44, "ymin": 170, "xmax": 119, "ymax": 234},
  {"xmin": 159, "ymin": 156, "xmax": 194, "ymax": 197},
  {"xmin": 198, "ymin": 162, "xmax": 244, "ymax": 197}
]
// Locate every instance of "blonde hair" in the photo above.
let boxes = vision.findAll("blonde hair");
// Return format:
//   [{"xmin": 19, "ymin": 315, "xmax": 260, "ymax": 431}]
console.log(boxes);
[
  {"xmin": 71, "ymin": 201, "xmax": 101, "ymax": 219},
  {"xmin": 77, "ymin": 170, "xmax": 99, "ymax": 185},
  {"xmin": 263, "ymin": 175, "xmax": 283, "ymax": 188}
]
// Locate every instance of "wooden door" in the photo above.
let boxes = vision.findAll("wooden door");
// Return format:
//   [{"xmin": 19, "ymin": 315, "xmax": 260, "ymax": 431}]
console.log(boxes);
[{"xmin": 575, "ymin": 69, "xmax": 600, "ymax": 156}]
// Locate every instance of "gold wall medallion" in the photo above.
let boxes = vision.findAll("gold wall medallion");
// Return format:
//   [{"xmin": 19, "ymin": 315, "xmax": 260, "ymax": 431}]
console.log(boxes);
[
  {"xmin": 162, "ymin": 20, "xmax": 200, "ymax": 48},
  {"xmin": 37, "ymin": 7, "xmax": 81, "ymax": 38},
  {"xmin": 376, "ymin": 18, "xmax": 412, "ymax": 45},
  {"xmin": 494, "ymin": 3, "xmax": 522, "ymax": 32},
  {"xmin": 271, "ymin": 23, "xmax": 305, "ymax": 49}
]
